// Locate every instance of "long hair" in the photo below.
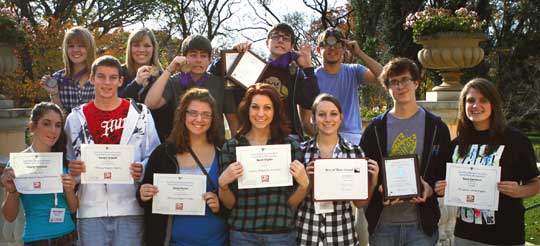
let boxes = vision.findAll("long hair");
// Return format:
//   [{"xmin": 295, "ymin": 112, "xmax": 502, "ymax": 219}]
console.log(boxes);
[
  {"xmin": 166, "ymin": 88, "xmax": 222, "ymax": 153},
  {"xmin": 456, "ymin": 78, "xmax": 506, "ymax": 157},
  {"xmin": 310, "ymin": 93, "xmax": 343, "ymax": 134},
  {"xmin": 62, "ymin": 27, "xmax": 96, "ymax": 77},
  {"xmin": 237, "ymin": 84, "xmax": 290, "ymax": 143},
  {"xmin": 125, "ymin": 28, "xmax": 162, "ymax": 79},
  {"xmin": 29, "ymin": 102, "xmax": 67, "ymax": 166}
]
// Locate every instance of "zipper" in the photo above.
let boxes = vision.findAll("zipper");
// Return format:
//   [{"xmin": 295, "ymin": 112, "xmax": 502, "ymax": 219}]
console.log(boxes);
[{"xmin": 422, "ymin": 125, "xmax": 438, "ymax": 177}]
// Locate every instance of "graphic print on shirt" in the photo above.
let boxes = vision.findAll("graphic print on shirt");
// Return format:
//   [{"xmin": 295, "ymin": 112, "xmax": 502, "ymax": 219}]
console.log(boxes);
[
  {"xmin": 83, "ymin": 100, "xmax": 129, "ymax": 144},
  {"xmin": 389, "ymin": 132, "xmax": 417, "ymax": 156},
  {"xmin": 260, "ymin": 76, "xmax": 289, "ymax": 100},
  {"xmin": 452, "ymin": 144, "xmax": 505, "ymax": 225}
]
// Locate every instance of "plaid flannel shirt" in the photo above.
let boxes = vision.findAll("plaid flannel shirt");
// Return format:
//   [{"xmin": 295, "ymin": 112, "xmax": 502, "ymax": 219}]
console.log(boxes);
[
  {"xmin": 296, "ymin": 135, "xmax": 364, "ymax": 245},
  {"xmin": 52, "ymin": 70, "xmax": 94, "ymax": 113},
  {"xmin": 221, "ymin": 135, "xmax": 302, "ymax": 233}
]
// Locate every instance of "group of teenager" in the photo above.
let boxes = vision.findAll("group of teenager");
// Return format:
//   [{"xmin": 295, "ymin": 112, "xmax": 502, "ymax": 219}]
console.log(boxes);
[{"xmin": 0, "ymin": 21, "xmax": 538, "ymax": 246}]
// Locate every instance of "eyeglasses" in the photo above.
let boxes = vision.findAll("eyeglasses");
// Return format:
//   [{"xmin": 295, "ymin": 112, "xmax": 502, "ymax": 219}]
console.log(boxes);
[
  {"xmin": 270, "ymin": 33, "xmax": 292, "ymax": 42},
  {"xmin": 388, "ymin": 77, "xmax": 414, "ymax": 88},
  {"xmin": 186, "ymin": 110, "xmax": 212, "ymax": 120}
]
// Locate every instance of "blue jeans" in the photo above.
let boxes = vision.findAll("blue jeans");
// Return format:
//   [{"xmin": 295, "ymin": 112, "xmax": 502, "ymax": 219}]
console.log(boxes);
[
  {"xmin": 369, "ymin": 223, "xmax": 438, "ymax": 246},
  {"xmin": 230, "ymin": 230, "xmax": 296, "ymax": 246},
  {"xmin": 78, "ymin": 215, "xmax": 143, "ymax": 246}
]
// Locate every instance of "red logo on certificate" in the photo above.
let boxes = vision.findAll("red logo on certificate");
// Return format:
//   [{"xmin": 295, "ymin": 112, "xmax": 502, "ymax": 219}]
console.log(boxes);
[
  {"xmin": 261, "ymin": 175, "xmax": 269, "ymax": 183},
  {"xmin": 175, "ymin": 203, "xmax": 184, "ymax": 210},
  {"xmin": 466, "ymin": 195, "xmax": 475, "ymax": 202},
  {"xmin": 33, "ymin": 181, "xmax": 41, "ymax": 189},
  {"xmin": 104, "ymin": 172, "xmax": 112, "ymax": 179}
]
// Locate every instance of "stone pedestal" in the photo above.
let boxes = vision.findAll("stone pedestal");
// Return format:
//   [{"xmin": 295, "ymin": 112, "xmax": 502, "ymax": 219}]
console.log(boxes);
[
  {"xmin": 0, "ymin": 99, "xmax": 30, "ymax": 245},
  {"xmin": 426, "ymin": 91, "xmax": 461, "ymax": 102},
  {"xmin": 417, "ymin": 100, "xmax": 459, "ymax": 138},
  {"xmin": 418, "ymin": 100, "xmax": 458, "ymax": 245}
]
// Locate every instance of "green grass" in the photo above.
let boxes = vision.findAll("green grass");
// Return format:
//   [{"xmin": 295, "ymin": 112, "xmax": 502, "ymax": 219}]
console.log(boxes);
[{"xmin": 525, "ymin": 195, "xmax": 540, "ymax": 244}]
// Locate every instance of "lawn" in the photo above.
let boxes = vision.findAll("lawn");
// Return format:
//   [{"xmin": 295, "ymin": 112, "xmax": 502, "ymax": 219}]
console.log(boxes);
[{"xmin": 525, "ymin": 195, "xmax": 540, "ymax": 244}]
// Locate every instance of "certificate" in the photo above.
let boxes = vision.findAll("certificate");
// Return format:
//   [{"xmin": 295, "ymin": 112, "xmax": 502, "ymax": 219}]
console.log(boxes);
[
  {"xmin": 381, "ymin": 155, "xmax": 422, "ymax": 200},
  {"xmin": 444, "ymin": 163, "xmax": 500, "ymax": 211},
  {"xmin": 9, "ymin": 152, "xmax": 63, "ymax": 194},
  {"xmin": 221, "ymin": 50, "xmax": 241, "ymax": 88},
  {"xmin": 80, "ymin": 144, "xmax": 134, "ymax": 184},
  {"xmin": 152, "ymin": 173, "xmax": 206, "ymax": 215},
  {"xmin": 236, "ymin": 144, "xmax": 292, "ymax": 189},
  {"xmin": 226, "ymin": 50, "xmax": 268, "ymax": 88},
  {"xmin": 313, "ymin": 159, "xmax": 368, "ymax": 201}
]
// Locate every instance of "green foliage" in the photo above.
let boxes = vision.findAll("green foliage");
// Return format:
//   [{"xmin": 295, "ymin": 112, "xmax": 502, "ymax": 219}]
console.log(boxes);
[
  {"xmin": 404, "ymin": 7, "xmax": 484, "ymax": 41},
  {"xmin": 525, "ymin": 195, "xmax": 540, "ymax": 244},
  {"xmin": 0, "ymin": 7, "xmax": 33, "ymax": 45}
]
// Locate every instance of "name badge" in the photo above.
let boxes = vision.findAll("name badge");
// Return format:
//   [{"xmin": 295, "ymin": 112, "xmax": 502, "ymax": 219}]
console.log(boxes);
[
  {"xmin": 314, "ymin": 201, "xmax": 334, "ymax": 214},
  {"xmin": 49, "ymin": 208, "xmax": 65, "ymax": 223}
]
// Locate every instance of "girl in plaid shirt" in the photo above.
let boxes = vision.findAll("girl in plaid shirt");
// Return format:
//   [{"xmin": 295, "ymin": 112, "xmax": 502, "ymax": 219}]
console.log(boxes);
[
  {"xmin": 296, "ymin": 94, "xmax": 379, "ymax": 245},
  {"xmin": 218, "ymin": 84, "xmax": 310, "ymax": 245},
  {"xmin": 40, "ymin": 27, "xmax": 96, "ymax": 114}
]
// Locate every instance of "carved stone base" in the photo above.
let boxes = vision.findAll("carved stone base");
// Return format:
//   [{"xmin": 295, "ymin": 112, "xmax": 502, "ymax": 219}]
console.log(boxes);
[{"xmin": 426, "ymin": 91, "xmax": 461, "ymax": 102}]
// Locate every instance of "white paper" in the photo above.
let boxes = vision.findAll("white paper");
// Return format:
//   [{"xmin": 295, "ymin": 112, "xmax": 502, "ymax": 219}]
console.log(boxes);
[
  {"xmin": 444, "ymin": 163, "xmax": 501, "ymax": 211},
  {"xmin": 9, "ymin": 152, "xmax": 63, "ymax": 194},
  {"xmin": 384, "ymin": 157, "xmax": 419, "ymax": 197},
  {"xmin": 236, "ymin": 144, "xmax": 292, "ymax": 189},
  {"xmin": 81, "ymin": 144, "xmax": 134, "ymax": 184},
  {"xmin": 313, "ymin": 159, "xmax": 368, "ymax": 201},
  {"xmin": 229, "ymin": 51, "xmax": 267, "ymax": 88},
  {"xmin": 152, "ymin": 173, "xmax": 206, "ymax": 216}
]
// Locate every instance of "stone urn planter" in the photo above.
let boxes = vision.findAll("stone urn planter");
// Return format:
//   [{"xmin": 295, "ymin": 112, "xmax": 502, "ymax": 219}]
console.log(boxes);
[
  {"xmin": 0, "ymin": 42, "xmax": 18, "ymax": 76},
  {"xmin": 416, "ymin": 32, "xmax": 486, "ymax": 100}
]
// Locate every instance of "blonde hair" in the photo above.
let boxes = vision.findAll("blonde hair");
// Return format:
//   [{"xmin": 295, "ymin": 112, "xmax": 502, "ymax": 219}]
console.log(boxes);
[
  {"xmin": 125, "ymin": 28, "xmax": 162, "ymax": 79},
  {"xmin": 62, "ymin": 27, "xmax": 96, "ymax": 77}
]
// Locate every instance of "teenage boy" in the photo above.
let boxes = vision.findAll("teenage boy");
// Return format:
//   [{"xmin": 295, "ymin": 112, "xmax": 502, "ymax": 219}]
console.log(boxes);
[
  {"xmin": 360, "ymin": 57, "xmax": 451, "ymax": 245},
  {"xmin": 315, "ymin": 27, "xmax": 382, "ymax": 145},
  {"xmin": 65, "ymin": 55, "xmax": 160, "ymax": 246},
  {"xmin": 145, "ymin": 34, "xmax": 238, "ymax": 139},
  {"xmin": 233, "ymin": 23, "xmax": 320, "ymax": 139}
]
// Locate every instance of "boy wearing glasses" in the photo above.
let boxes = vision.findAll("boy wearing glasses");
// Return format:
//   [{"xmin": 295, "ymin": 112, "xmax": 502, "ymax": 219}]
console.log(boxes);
[
  {"xmin": 145, "ymin": 35, "xmax": 238, "ymax": 140},
  {"xmin": 360, "ymin": 57, "xmax": 451, "ymax": 246},
  {"xmin": 231, "ymin": 23, "xmax": 320, "ymax": 140},
  {"xmin": 65, "ymin": 55, "xmax": 160, "ymax": 246},
  {"xmin": 315, "ymin": 27, "xmax": 382, "ymax": 145}
]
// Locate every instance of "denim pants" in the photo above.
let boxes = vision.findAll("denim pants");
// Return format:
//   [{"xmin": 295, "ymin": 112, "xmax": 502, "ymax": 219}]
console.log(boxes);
[
  {"xmin": 229, "ymin": 230, "xmax": 296, "ymax": 246},
  {"xmin": 369, "ymin": 222, "xmax": 438, "ymax": 246},
  {"xmin": 78, "ymin": 215, "xmax": 143, "ymax": 246}
]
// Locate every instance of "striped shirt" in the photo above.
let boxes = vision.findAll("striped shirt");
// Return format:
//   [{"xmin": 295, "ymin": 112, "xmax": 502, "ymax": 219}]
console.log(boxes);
[
  {"xmin": 220, "ymin": 135, "xmax": 302, "ymax": 233},
  {"xmin": 296, "ymin": 135, "xmax": 364, "ymax": 245}
]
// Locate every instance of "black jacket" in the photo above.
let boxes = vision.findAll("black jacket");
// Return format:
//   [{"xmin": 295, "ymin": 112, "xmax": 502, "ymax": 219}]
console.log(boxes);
[
  {"xmin": 360, "ymin": 108, "xmax": 451, "ymax": 236},
  {"xmin": 135, "ymin": 143, "xmax": 226, "ymax": 245}
]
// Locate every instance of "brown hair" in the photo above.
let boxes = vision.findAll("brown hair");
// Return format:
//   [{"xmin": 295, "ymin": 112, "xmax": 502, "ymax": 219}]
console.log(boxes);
[
  {"xmin": 125, "ymin": 28, "xmax": 162, "ymax": 79},
  {"xmin": 167, "ymin": 88, "xmax": 222, "ymax": 153},
  {"xmin": 311, "ymin": 93, "xmax": 343, "ymax": 115},
  {"xmin": 310, "ymin": 93, "xmax": 343, "ymax": 134},
  {"xmin": 237, "ymin": 84, "xmax": 290, "ymax": 142},
  {"xmin": 378, "ymin": 57, "xmax": 421, "ymax": 90},
  {"xmin": 90, "ymin": 55, "xmax": 122, "ymax": 77},
  {"xmin": 267, "ymin": 23, "xmax": 296, "ymax": 45},
  {"xmin": 456, "ymin": 78, "xmax": 506, "ymax": 157},
  {"xmin": 29, "ymin": 102, "xmax": 66, "ymax": 155},
  {"xmin": 62, "ymin": 27, "xmax": 96, "ymax": 77}
]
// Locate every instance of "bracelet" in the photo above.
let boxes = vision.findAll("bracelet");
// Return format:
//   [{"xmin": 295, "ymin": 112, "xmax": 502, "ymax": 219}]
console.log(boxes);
[
  {"xmin": 49, "ymin": 93, "xmax": 59, "ymax": 97},
  {"xmin": 165, "ymin": 67, "xmax": 174, "ymax": 74}
]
